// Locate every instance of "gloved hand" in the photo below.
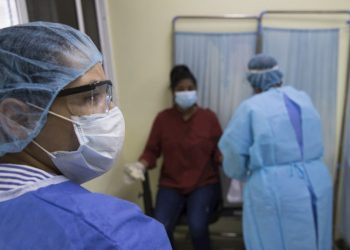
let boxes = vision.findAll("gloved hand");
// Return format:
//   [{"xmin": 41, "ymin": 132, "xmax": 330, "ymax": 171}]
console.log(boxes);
[{"xmin": 124, "ymin": 161, "xmax": 146, "ymax": 183}]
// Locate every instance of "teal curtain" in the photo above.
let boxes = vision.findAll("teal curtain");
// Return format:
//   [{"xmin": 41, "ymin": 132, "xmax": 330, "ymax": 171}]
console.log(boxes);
[{"xmin": 262, "ymin": 27, "xmax": 339, "ymax": 174}]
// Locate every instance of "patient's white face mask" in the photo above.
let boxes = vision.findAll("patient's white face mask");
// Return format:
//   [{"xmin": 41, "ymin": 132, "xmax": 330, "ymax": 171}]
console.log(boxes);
[
  {"xmin": 33, "ymin": 106, "xmax": 125, "ymax": 184},
  {"xmin": 174, "ymin": 90, "xmax": 197, "ymax": 110}
]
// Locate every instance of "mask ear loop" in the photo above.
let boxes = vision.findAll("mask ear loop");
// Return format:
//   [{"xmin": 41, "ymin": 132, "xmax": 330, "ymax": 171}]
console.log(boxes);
[
  {"xmin": 31, "ymin": 140, "xmax": 56, "ymax": 159},
  {"xmin": 26, "ymin": 102, "xmax": 82, "ymax": 126},
  {"xmin": 27, "ymin": 102, "xmax": 82, "ymax": 158}
]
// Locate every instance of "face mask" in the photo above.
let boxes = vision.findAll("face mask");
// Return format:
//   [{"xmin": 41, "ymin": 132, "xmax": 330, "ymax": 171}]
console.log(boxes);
[
  {"xmin": 175, "ymin": 90, "xmax": 197, "ymax": 110},
  {"xmin": 33, "ymin": 106, "xmax": 125, "ymax": 184}
]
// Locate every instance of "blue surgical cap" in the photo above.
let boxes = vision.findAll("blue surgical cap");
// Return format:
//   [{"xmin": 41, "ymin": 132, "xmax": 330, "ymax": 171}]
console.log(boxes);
[
  {"xmin": 0, "ymin": 22, "xmax": 102, "ymax": 156},
  {"xmin": 246, "ymin": 53, "xmax": 283, "ymax": 91}
]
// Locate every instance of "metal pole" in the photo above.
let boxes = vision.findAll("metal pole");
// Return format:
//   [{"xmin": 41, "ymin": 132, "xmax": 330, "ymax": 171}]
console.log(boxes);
[
  {"xmin": 333, "ymin": 22, "xmax": 350, "ymax": 242},
  {"xmin": 5, "ymin": 0, "xmax": 13, "ymax": 25},
  {"xmin": 255, "ymin": 12, "xmax": 265, "ymax": 53},
  {"xmin": 15, "ymin": 0, "xmax": 28, "ymax": 24},
  {"xmin": 74, "ymin": 0, "xmax": 85, "ymax": 33},
  {"xmin": 261, "ymin": 10, "xmax": 350, "ymax": 16}
]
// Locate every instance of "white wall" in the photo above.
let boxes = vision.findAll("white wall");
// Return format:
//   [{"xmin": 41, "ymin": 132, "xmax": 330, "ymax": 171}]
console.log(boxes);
[{"xmin": 84, "ymin": 1, "xmax": 350, "ymax": 213}]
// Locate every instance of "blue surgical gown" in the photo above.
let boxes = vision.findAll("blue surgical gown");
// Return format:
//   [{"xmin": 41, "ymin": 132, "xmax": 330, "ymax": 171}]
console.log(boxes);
[
  {"xmin": 0, "ymin": 164, "xmax": 171, "ymax": 250},
  {"xmin": 219, "ymin": 86, "xmax": 333, "ymax": 250}
]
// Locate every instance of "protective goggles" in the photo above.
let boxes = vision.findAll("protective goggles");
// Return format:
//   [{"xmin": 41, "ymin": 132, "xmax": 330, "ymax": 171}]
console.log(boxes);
[{"xmin": 57, "ymin": 80, "xmax": 113, "ymax": 115}]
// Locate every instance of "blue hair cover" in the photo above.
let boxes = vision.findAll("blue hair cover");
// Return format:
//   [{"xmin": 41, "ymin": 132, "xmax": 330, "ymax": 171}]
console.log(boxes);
[
  {"xmin": 0, "ymin": 22, "xmax": 102, "ymax": 156},
  {"xmin": 246, "ymin": 53, "xmax": 283, "ymax": 91}
]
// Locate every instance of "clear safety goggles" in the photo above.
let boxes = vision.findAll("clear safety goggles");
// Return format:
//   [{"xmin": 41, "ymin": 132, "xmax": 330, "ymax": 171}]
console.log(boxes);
[{"xmin": 57, "ymin": 80, "xmax": 113, "ymax": 115}]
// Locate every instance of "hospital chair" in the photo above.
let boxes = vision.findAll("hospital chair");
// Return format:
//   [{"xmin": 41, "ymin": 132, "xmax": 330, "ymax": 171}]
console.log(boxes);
[
  {"xmin": 141, "ymin": 170, "xmax": 243, "ymax": 245},
  {"xmin": 141, "ymin": 171, "xmax": 223, "ymax": 222}
]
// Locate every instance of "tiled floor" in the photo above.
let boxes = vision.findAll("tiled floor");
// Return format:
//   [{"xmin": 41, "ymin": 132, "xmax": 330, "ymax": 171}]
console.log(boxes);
[
  {"xmin": 173, "ymin": 216, "xmax": 245, "ymax": 250},
  {"xmin": 173, "ymin": 217, "xmax": 348, "ymax": 250}
]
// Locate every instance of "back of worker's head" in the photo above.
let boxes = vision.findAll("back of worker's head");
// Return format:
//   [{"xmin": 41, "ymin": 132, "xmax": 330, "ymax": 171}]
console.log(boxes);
[
  {"xmin": 170, "ymin": 65, "xmax": 197, "ymax": 91},
  {"xmin": 0, "ymin": 21, "xmax": 102, "ymax": 156},
  {"xmin": 246, "ymin": 53, "xmax": 283, "ymax": 92}
]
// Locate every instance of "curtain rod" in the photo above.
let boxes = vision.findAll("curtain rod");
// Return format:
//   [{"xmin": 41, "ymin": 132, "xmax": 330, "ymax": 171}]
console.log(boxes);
[
  {"xmin": 259, "ymin": 10, "xmax": 350, "ymax": 17},
  {"xmin": 173, "ymin": 14, "xmax": 259, "ymax": 23},
  {"xmin": 172, "ymin": 10, "xmax": 350, "ymax": 26}
]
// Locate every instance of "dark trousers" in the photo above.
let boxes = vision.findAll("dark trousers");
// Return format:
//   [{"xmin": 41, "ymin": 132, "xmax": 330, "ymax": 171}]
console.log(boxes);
[{"xmin": 154, "ymin": 183, "xmax": 221, "ymax": 250}]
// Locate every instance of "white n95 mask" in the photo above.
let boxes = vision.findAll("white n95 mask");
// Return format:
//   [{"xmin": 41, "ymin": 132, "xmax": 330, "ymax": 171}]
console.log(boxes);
[
  {"xmin": 33, "ymin": 106, "xmax": 125, "ymax": 184},
  {"xmin": 175, "ymin": 90, "xmax": 197, "ymax": 110}
]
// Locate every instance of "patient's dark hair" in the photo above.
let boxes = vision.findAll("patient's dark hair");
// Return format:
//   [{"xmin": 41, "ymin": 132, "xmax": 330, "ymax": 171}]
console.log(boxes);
[{"xmin": 170, "ymin": 65, "xmax": 197, "ymax": 90}]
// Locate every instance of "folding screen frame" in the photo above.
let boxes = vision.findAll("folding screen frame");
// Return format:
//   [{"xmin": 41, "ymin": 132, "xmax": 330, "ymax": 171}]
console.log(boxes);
[
  {"xmin": 256, "ymin": 10, "xmax": 350, "ymax": 246},
  {"xmin": 171, "ymin": 11, "xmax": 350, "ymax": 241}
]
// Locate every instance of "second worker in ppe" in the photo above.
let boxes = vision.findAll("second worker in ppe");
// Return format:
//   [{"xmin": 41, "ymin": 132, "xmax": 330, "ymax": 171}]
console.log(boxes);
[{"xmin": 219, "ymin": 54, "xmax": 333, "ymax": 250}]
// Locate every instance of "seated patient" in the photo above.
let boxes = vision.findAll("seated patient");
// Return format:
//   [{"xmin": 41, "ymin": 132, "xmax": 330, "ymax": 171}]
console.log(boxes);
[
  {"xmin": 0, "ymin": 22, "xmax": 171, "ymax": 250},
  {"xmin": 125, "ymin": 65, "xmax": 222, "ymax": 250}
]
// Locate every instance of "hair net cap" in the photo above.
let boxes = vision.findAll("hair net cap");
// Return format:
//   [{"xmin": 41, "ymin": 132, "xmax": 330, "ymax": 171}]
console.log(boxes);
[
  {"xmin": 0, "ymin": 21, "xmax": 103, "ymax": 156},
  {"xmin": 246, "ymin": 53, "xmax": 283, "ymax": 91}
]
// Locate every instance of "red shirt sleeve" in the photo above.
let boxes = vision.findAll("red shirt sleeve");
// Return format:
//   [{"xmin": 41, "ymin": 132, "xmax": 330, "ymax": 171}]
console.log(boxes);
[{"xmin": 139, "ymin": 114, "xmax": 162, "ymax": 168}]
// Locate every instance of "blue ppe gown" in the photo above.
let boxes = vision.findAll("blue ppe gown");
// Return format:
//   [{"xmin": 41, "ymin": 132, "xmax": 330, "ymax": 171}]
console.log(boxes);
[
  {"xmin": 219, "ymin": 86, "xmax": 333, "ymax": 250},
  {"xmin": 0, "ymin": 164, "xmax": 171, "ymax": 250}
]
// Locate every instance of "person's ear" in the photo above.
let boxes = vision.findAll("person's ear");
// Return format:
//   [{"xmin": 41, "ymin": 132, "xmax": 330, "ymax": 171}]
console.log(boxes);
[{"xmin": 0, "ymin": 98, "xmax": 31, "ymax": 139}]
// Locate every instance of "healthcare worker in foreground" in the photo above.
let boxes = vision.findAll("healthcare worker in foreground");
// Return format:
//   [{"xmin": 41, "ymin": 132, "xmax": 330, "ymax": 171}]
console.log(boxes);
[
  {"xmin": 0, "ymin": 22, "xmax": 171, "ymax": 250},
  {"xmin": 219, "ymin": 54, "xmax": 333, "ymax": 250}
]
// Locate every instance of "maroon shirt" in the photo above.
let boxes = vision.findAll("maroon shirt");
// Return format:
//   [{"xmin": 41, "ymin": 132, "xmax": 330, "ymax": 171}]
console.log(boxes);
[{"xmin": 139, "ymin": 106, "xmax": 222, "ymax": 194}]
